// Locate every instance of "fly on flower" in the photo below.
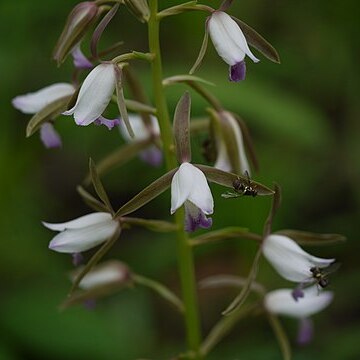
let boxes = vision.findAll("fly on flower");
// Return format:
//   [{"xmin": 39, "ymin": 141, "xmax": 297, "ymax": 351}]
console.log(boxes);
[
  {"xmin": 310, "ymin": 262, "xmax": 341, "ymax": 289},
  {"xmin": 222, "ymin": 171, "xmax": 257, "ymax": 198}
]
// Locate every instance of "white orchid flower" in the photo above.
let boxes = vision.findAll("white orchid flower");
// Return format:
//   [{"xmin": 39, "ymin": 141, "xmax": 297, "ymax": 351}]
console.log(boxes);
[
  {"xmin": 43, "ymin": 212, "xmax": 119, "ymax": 253},
  {"xmin": 263, "ymin": 234, "xmax": 335, "ymax": 283},
  {"xmin": 264, "ymin": 286, "xmax": 334, "ymax": 319},
  {"xmin": 12, "ymin": 83, "xmax": 75, "ymax": 114},
  {"xmin": 214, "ymin": 111, "xmax": 251, "ymax": 175},
  {"xmin": 208, "ymin": 11, "xmax": 259, "ymax": 82},
  {"xmin": 264, "ymin": 286, "xmax": 333, "ymax": 344},
  {"xmin": 171, "ymin": 162, "xmax": 214, "ymax": 232},
  {"xmin": 12, "ymin": 82, "xmax": 75, "ymax": 148},
  {"xmin": 63, "ymin": 63, "xmax": 116, "ymax": 126},
  {"xmin": 119, "ymin": 114, "xmax": 162, "ymax": 166},
  {"xmin": 74, "ymin": 261, "xmax": 129, "ymax": 290}
]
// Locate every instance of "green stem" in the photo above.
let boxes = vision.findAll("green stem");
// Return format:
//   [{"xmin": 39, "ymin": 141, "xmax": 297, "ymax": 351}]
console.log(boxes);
[{"xmin": 148, "ymin": 1, "xmax": 202, "ymax": 358}]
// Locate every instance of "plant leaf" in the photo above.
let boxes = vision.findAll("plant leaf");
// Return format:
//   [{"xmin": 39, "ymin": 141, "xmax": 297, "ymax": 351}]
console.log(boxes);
[
  {"xmin": 122, "ymin": 217, "xmax": 178, "ymax": 232},
  {"xmin": 232, "ymin": 16, "xmax": 281, "ymax": 64},
  {"xmin": 200, "ymin": 303, "xmax": 259, "ymax": 356},
  {"xmin": 196, "ymin": 164, "xmax": 274, "ymax": 196},
  {"xmin": 84, "ymin": 139, "xmax": 152, "ymax": 185},
  {"xmin": 114, "ymin": 65, "xmax": 134, "ymax": 138},
  {"xmin": 222, "ymin": 246, "xmax": 262, "ymax": 315},
  {"xmin": 275, "ymin": 229, "xmax": 346, "ymax": 246},
  {"xmin": 190, "ymin": 227, "xmax": 257, "ymax": 246},
  {"xmin": 89, "ymin": 158, "xmax": 114, "ymax": 214},
  {"xmin": 114, "ymin": 169, "xmax": 177, "ymax": 218},
  {"xmin": 76, "ymin": 185, "xmax": 109, "ymax": 212},
  {"xmin": 163, "ymin": 75, "xmax": 215, "ymax": 87},
  {"xmin": 199, "ymin": 274, "xmax": 265, "ymax": 295},
  {"xmin": 190, "ymin": 22, "xmax": 209, "ymax": 74},
  {"xmin": 124, "ymin": 99, "xmax": 156, "ymax": 114},
  {"xmin": 157, "ymin": 1, "xmax": 197, "ymax": 19},
  {"xmin": 91, "ymin": 3, "xmax": 120, "ymax": 59},
  {"xmin": 26, "ymin": 95, "xmax": 72, "ymax": 137},
  {"xmin": 263, "ymin": 183, "xmax": 281, "ymax": 237},
  {"xmin": 133, "ymin": 274, "xmax": 184, "ymax": 313}
]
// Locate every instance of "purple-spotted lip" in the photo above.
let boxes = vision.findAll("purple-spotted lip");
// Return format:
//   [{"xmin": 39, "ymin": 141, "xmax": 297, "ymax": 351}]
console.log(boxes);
[
  {"xmin": 229, "ymin": 60, "xmax": 246, "ymax": 82},
  {"xmin": 185, "ymin": 207, "xmax": 213, "ymax": 232}
]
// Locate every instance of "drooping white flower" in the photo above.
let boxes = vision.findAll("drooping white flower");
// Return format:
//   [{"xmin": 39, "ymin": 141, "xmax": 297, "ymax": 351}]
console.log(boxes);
[
  {"xmin": 214, "ymin": 111, "xmax": 251, "ymax": 175},
  {"xmin": 264, "ymin": 286, "xmax": 333, "ymax": 319},
  {"xmin": 265, "ymin": 286, "xmax": 333, "ymax": 345},
  {"xmin": 12, "ymin": 83, "xmax": 75, "ymax": 114},
  {"xmin": 208, "ymin": 11, "xmax": 259, "ymax": 82},
  {"xmin": 63, "ymin": 63, "xmax": 116, "ymax": 126},
  {"xmin": 263, "ymin": 234, "xmax": 335, "ymax": 283},
  {"xmin": 43, "ymin": 212, "xmax": 119, "ymax": 253},
  {"xmin": 119, "ymin": 114, "xmax": 162, "ymax": 166},
  {"xmin": 171, "ymin": 162, "xmax": 214, "ymax": 232},
  {"xmin": 74, "ymin": 261, "xmax": 129, "ymax": 290},
  {"xmin": 12, "ymin": 83, "xmax": 75, "ymax": 148}
]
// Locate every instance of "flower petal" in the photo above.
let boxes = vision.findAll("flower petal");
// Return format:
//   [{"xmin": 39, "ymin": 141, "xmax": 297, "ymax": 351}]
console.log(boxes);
[
  {"xmin": 94, "ymin": 116, "xmax": 120, "ymax": 130},
  {"xmin": 40, "ymin": 122, "xmax": 62, "ymax": 149},
  {"xmin": 229, "ymin": 61, "xmax": 246, "ymax": 82},
  {"xmin": 48, "ymin": 219, "xmax": 118, "ymax": 253},
  {"xmin": 186, "ymin": 165, "xmax": 214, "ymax": 215},
  {"xmin": 264, "ymin": 286, "xmax": 334, "ymax": 319},
  {"xmin": 139, "ymin": 146, "xmax": 163, "ymax": 167},
  {"xmin": 43, "ymin": 212, "xmax": 112, "ymax": 231},
  {"xmin": 184, "ymin": 200, "xmax": 212, "ymax": 232},
  {"xmin": 263, "ymin": 234, "xmax": 335, "ymax": 282},
  {"xmin": 12, "ymin": 83, "xmax": 75, "ymax": 114},
  {"xmin": 64, "ymin": 63, "xmax": 116, "ymax": 125},
  {"xmin": 76, "ymin": 261, "xmax": 129, "ymax": 289},
  {"xmin": 71, "ymin": 43, "xmax": 93, "ymax": 69},
  {"xmin": 119, "ymin": 114, "xmax": 160, "ymax": 142},
  {"xmin": 170, "ymin": 163, "xmax": 193, "ymax": 214},
  {"xmin": 208, "ymin": 11, "xmax": 259, "ymax": 66}
]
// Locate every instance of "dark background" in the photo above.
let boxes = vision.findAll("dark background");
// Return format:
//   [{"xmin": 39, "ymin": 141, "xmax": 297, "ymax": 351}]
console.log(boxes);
[{"xmin": 1, "ymin": 0, "xmax": 359, "ymax": 358}]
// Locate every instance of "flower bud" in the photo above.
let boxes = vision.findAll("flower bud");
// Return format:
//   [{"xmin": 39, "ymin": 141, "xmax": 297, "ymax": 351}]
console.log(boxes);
[{"xmin": 53, "ymin": 2, "xmax": 98, "ymax": 66}]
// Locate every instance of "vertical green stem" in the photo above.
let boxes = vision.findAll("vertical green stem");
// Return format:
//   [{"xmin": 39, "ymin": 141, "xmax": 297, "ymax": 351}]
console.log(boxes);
[{"xmin": 148, "ymin": 1, "xmax": 202, "ymax": 358}]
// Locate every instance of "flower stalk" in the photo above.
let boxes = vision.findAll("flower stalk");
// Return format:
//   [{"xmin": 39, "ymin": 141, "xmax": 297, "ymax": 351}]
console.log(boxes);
[{"xmin": 148, "ymin": 0, "xmax": 202, "ymax": 357}]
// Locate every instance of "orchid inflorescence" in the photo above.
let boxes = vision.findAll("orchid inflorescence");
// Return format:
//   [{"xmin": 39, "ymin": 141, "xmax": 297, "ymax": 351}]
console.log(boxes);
[{"xmin": 12, "ymin": 0, "xmax": 344, "ymax": 359}]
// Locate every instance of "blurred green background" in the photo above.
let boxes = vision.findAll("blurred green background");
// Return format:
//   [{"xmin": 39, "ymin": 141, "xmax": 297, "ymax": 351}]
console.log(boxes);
[{"xmin": 1, "ymin": 0, "xmax": 359, "ymax": 358}]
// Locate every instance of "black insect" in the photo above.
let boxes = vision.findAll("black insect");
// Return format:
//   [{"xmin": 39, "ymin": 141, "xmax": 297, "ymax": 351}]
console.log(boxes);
[
  {"xmin": 222, "ymin": 171, "xmax": 258, "ymax": 198},
  {"xmin": 310, "ymin": 262, "xmax": 341, "ymax": 288}
]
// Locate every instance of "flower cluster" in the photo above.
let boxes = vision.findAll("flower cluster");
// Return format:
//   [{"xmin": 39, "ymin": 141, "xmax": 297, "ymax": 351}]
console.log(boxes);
[{"xmin": 12, "ymin": 0, "xmax": 340, "ymax": 358}]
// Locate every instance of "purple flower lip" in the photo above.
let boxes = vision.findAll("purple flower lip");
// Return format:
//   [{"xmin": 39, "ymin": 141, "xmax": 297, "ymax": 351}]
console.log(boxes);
[{"xmin": 229, "ymin": 61, "xmax": 246, "ymax": 82}]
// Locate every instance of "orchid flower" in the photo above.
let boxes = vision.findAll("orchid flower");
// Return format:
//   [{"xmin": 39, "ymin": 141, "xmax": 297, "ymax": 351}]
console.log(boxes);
[
  {"xmin": 171, "ymin": 162, "xmax": 214, "ymax": 232},
  {"xmin": 43, "ymin": 212, "xmax": 119, "ymax": 253},
  {"xmin": 264, "ymin": 286, "xmax": 333, "ymax": 344},
  {"xmin": 12, "ymin": 82, "xmax": 75, "ymax": 148},
  {"xmin": 214, "ymin": 111, "xmax": 251, "ymax": 174},
  {"xmin": 63, "ymin": 63, "xmax": 117, "ymax": 126},
  {"xmin": 74, "ymin": 261, "xmax": 129, "ymax": 290},
  {"xmin": 119, "ymin": 114, "xmax": 162, "ymax": 166},
  {"xmin": 263, "ymin": 234, "xmax": 335, "ymax": 284},
  {"xmin": 208, "ymin": 11, "xmax": 259, "ymax": 81}
]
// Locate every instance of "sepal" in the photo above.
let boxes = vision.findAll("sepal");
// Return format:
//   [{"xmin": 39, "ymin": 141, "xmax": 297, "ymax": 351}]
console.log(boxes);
[
  {"xmin": 53, "ymin": 1, "xmax": 98, "ymax": 66},
  {"xmin": 173, "ymin": 92, "xmax": 191, "ymax": 163},
  {"xmin": 232, "ymin": 16, "xmax": 281, "ymax": 64}
]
